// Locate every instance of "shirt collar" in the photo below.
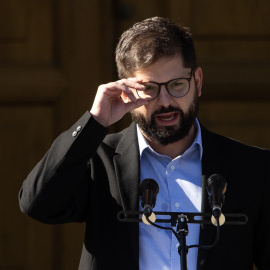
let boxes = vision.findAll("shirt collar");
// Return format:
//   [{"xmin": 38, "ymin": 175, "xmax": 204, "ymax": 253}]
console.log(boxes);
[{"xmin": 137, "ymin": 118, "xmax": 203, "ymax": 160}]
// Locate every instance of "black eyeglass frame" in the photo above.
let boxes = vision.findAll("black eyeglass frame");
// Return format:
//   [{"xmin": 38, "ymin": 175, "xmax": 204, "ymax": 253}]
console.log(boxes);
[{"xmin": 136, "ymin": 67, "xmax": 196, "ymax": 101}]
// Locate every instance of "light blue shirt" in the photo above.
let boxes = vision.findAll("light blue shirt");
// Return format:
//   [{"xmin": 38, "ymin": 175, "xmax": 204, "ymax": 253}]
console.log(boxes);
[{"xmin": 138, "ymin": 119, "xmax": 203, "ymax": 270}]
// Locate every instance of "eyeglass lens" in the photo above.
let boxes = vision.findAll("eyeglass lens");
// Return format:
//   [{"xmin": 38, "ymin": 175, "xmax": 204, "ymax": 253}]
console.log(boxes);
[{"xmin": 139, "ymin": 78, "xmax": 190, "ymax": 100}]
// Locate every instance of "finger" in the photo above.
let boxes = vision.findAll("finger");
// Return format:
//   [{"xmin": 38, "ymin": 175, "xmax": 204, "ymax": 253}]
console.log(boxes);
[
  {"xmin": 98, "ymin": 80, "xmax": 145, "ymax": 105},
  {"xmin": 120, "ymin": 91, "xmax": 130, "ymax": 103},
  {"xmin": 110, "ymin": 82, "xmax": 132, "ymax": 96},
  {"xmin": 102, "ymin": 79, "xmax": 145, "ymax": 98},
  {"xmin": 124, "ymin": 98, "xmax": 149, "ymax": 112},
  {"xmin": 118, "ymin": 80, "xmax": 146, "ymax": 103},
  {"xmin": 118, "ymin": 79, "xmax": 145, "ymax": 91},
  {"xmin": 115, "ymin": 81, "xmax": 145, "ymax": 103},
  {"xmin": 121, "ymin": 86, "xmax": 140, "ymax": 102}
]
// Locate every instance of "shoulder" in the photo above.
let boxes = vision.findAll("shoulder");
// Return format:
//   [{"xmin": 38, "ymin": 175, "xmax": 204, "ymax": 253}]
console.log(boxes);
[{"xmin": 201, "ymin": 124, "xmax": 270, "ymax": 160}]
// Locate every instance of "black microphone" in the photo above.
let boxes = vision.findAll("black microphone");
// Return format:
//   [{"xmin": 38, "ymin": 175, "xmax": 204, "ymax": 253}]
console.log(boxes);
[
  {"xmin": 206, "ymin": 174, "xmax": 227, "ymax": 225},
  {"xmin": 139, "ymin": 178, "xmax": 159, "ymax": 225}
]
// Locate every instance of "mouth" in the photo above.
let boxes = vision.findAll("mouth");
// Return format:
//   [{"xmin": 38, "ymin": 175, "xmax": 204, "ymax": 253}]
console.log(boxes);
[{"xmin": 155, "ymin": 112, "xmax": 179, "ymax": 125}]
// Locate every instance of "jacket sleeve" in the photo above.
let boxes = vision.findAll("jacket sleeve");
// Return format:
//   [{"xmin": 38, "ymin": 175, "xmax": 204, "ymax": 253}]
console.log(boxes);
[
  {"xmin": 18, "ymin": 111, "xmax": 109, "ymax": 224},
  {"xmin": 253, "ymin": 150, "xmax": 270, "ymax": 269}
]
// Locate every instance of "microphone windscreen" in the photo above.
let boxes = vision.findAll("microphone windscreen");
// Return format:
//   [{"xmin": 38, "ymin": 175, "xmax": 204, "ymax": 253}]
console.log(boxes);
[
  {"xmin": 139, "ymin": 178, "xmax": 159, "ymax": 209},
  {"xmin": 207, "ymin": 174, "xmax": 227, "ymax": 194},
  {"xmin": 207, "ymin": 174, "xmax": 227, "ymax": 207}
]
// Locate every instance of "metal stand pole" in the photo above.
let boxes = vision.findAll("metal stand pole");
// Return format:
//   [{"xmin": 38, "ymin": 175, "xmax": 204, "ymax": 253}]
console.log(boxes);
[{"xmin": 176, "ymin": 215, "xmax": 189, "ymax": 270}]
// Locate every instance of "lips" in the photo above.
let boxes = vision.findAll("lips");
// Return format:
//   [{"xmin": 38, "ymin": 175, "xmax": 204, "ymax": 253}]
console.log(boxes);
[{"xmin": 155, "ymin": 112, "xmax": 179, "ymax": 125}]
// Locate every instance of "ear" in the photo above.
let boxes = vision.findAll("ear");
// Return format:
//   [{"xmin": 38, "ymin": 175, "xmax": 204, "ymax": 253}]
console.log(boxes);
[{"xmin": 194, "ymin": 67, "xmax": 203, "ymax": 97}]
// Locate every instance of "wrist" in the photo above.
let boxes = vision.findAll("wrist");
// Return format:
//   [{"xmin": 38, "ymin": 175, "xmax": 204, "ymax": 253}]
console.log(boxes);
[{"xmin": 89, "ymin": 111, "xmax": 108, "ymax": 127}]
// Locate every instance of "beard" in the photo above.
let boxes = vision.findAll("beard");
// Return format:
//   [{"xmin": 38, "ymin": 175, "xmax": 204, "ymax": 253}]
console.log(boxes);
[{"xmin": 131, "ymin": 93, "xmax": 199, "ymax": 146}]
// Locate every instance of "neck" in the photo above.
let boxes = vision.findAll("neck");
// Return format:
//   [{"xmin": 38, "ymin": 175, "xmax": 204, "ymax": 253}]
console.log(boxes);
[{"xmin": 143, "ymin": 124, "xmax": 197, "ymax": 159}]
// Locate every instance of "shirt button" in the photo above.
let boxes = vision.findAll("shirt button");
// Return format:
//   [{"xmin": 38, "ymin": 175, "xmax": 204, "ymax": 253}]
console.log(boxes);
[
  {"xmin": 72, "ymin": 131, "xmax": 77, "ymax": 137},
  {"xmin": 200, "ymin": 259, "xmax": 206, "ymax": 266},
  {"xmin": 170, "ymin": 165, "xmax": 175, "ymax": 171},
  {"xmin": 76, "ymin": 126, "xmax": 82, "ymax": 132},
  {"xmin": 175, "ymin": 202, "xmax": 180, "ymax": 208}
]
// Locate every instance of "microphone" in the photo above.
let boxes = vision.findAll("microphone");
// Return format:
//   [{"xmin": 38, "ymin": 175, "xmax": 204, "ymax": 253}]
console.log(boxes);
[
  {"xmin": 139, "ymin": 178, "xmax": 159, "ymax": 225},
  {"xmin": 206, "ymin": 174, "xmax": 227, "ymax": 226}
]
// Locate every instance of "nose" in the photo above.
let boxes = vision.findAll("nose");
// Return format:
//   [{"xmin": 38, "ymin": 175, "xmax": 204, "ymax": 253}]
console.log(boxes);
[{"xmin": 157, "ymin": 85, "xmax": 173, "ymax": 107}]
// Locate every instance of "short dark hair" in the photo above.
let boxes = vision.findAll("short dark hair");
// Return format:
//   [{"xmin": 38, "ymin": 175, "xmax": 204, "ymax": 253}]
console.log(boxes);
[{"xmin": 115, "ymin": 17, "xmax": 197, "ymax": 79}]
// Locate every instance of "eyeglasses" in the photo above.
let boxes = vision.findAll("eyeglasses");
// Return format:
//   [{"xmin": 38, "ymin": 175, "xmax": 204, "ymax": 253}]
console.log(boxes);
[{"xmin": 136, "ymin": 68, "xmax": 195, "ymax": 101}]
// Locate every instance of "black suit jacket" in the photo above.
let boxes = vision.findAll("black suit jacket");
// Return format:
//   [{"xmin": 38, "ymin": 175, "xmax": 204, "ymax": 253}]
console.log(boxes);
[{"xmin": 19, "ymin": 112, "xmax": 270, "ymax": 270}]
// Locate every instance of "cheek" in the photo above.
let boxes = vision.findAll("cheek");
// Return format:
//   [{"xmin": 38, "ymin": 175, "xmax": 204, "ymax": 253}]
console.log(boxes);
[
  {"xmin": 133, "ymin": 104, "xmax": 152, "ymax": 119},
  {"xmin": 133, "ymin": 106, "xmax": 146, "ymax": 115},
  {"xmin": 177, "ymin": 93, "xmax": 196, "ymax": 112}
]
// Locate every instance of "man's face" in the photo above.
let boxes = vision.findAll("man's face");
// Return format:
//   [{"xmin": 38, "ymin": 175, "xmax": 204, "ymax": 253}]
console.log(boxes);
[{"xmin": 131, "ymin": 56, "xmax": 202, "ymax": 146}]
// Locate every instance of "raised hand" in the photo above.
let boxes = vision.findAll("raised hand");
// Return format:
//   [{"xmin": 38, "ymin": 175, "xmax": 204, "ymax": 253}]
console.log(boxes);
[{"xmin": 90, "ymin": 78, "xmax": 148, "ymax": 127}]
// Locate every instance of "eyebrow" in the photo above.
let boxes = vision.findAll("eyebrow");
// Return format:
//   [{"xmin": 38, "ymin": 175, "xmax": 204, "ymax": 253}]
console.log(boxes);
[
  {"xmin": 143, "ymin": 75, "xmax": 191, "ymax": 84},
  {"xmin": 141, "ymin": 68, "xmax": 194, "ymax": 83}
]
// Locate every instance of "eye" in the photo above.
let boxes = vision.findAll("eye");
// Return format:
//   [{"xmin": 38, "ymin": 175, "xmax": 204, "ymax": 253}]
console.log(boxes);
[
  {"xmin": 143, "ymin": 83, "xmax": 157, "ymax": 92},
  {"xmin": 169, "ymin": 79, "xmax": 186, "ymax": 89},
  {"xmin": 172, "ymin": 82, "xmax": 183, "ymax": 87}
]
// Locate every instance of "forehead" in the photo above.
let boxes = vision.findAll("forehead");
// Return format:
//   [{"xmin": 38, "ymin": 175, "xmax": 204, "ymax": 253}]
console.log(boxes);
[{"xmin": 134, "ymin": 56, "xmax": 190, "ymax": 82}]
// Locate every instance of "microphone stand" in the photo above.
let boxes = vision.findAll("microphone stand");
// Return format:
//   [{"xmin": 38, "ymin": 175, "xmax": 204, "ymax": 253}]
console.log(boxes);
[
  {"xmin": 177, "ymin": 215, "xmax": 189, "ymax": 270},
  {"xmin": 118, "ymin": 211, "xmax": 246, "ymax": 270}
]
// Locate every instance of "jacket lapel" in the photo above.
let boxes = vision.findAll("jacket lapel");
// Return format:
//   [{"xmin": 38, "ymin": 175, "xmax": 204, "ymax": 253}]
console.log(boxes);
[{"xmin": 113, "ymin": 122, "xmax": 140, "ymax": 268}]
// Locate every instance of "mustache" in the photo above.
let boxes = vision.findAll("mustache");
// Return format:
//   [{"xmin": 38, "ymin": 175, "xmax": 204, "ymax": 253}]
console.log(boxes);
[{"xmin": 151, "ymin": 106, "xmax": 183, "ymax": 117}]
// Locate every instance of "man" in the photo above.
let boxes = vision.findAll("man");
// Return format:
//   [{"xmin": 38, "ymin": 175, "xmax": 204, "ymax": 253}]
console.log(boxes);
[{"xmin": 19, "ymin": 17, "xmax": 270, "ymax": 270}]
